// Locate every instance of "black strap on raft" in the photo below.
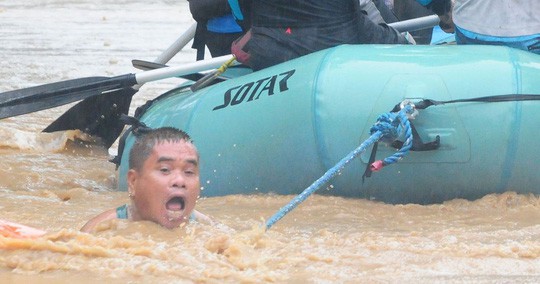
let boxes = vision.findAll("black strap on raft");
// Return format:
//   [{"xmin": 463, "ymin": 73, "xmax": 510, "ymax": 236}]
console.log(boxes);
[
  {"xmin": 109, "ymin": 114, "xmax": 152, "ymax": 169},
  {"xmin": 362, "ymin": 122, "xmax": 440, "ymax": 182},
  {"xmin": 404, "ymin": 94, "xmax": 540, "ymax": 111},
  {"xmin": 391, "ymin": 123, "xmax": 440, "ymax": 150},
  {"xmin": 362, "ymin": 94, "xmax": 540, "ymax": 181},
  {"xmin": 362, "ymin": 141, "xmax": 378, "ymax": 182}
]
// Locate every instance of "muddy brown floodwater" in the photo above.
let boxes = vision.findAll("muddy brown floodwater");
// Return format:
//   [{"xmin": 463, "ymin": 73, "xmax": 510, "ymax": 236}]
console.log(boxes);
[{"xmin": 1, "ymin": 1, "xmax": 540, "ymax": 283}]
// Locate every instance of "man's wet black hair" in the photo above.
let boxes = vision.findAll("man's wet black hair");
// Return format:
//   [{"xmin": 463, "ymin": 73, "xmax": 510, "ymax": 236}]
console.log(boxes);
[{"xmin": 129, "ymin": 127, "xmax": 194, "ymax": 171}]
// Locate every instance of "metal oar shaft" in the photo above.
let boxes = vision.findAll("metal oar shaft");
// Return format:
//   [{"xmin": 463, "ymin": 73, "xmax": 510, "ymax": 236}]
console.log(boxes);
[
  {"xmin": 154, "ymin": 22, "xmax": 197, "ymax": 64},
  {"xmin": 134, "ymin": 55, "xmax": 235, "ymax": 85},
  {"xmin": 389, "ymin": 15, "xmax": 440, "ymax": 33}
]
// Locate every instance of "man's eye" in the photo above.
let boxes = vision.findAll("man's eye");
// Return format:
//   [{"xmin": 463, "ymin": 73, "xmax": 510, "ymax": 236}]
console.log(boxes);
[{"xmin": 160, "ymin": 167, "xmax": 170, "ymax": 173}]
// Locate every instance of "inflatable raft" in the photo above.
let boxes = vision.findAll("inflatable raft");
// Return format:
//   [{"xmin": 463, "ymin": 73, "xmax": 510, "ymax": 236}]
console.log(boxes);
[{"xmin": 117, "ymin": 45, "xmax": 540, "ymax": 204}]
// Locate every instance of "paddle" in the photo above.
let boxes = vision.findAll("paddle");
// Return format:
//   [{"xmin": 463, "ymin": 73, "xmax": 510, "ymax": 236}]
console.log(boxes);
[
  {"xmin": 40, "ymin": 55, "xmax": 231, "ymax": 146},
  {"xmin": 39, "ymin": 23, "xmax": 198, "ymax": 147}
]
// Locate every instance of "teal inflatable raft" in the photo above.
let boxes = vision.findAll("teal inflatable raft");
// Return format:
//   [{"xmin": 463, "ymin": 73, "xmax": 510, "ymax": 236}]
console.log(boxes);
[{"xmin": 117, "ymin": 45, "xmax": 540, "ymax": 204}]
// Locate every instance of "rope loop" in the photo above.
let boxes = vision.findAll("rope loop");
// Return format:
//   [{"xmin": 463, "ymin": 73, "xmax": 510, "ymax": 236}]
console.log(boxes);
[{"xmin": 370, "ymin": 102, "xmax": 415, "ymax": 172}]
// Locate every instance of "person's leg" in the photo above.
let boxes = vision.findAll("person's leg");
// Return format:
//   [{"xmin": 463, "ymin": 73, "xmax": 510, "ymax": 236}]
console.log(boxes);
[
  {"xmin": 206, "ymin": 32, "xmax": 243, "ymax": 57},
  {"xmin": 247, "ymin": 27, "xmax": 301, "ymax": 71}
]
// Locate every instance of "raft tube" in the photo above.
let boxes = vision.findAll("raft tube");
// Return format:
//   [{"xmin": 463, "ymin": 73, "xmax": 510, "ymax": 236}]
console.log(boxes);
[{"xmin": 118, "ymin": 45, "xmax": 540, "ymax": 204}]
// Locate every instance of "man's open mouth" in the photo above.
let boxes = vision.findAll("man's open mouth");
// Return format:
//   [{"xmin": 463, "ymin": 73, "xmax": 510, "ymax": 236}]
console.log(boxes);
[{"xmin": 166, "ymin": 196, "xmax": 185, "ymax": 221}]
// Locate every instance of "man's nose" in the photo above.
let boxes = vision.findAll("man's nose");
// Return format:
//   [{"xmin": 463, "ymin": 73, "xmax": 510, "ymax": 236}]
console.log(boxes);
[{"xmin": 170, "ymin": 171, "xmax": 186, "ymax": 188}]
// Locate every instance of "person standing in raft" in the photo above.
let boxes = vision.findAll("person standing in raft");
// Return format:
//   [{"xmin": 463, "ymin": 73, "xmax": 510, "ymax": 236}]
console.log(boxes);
[
  {"xmin": 81, "ymin": 127, "xmax": 211, "ymax": 233},
  {"xmin": 423, "ymin": 0, "xmax": 540, "ymax": 55}
]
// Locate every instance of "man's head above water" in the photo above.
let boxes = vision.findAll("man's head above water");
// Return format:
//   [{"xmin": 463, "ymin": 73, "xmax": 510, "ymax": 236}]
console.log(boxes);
[
  {"xmin": 81, "ymin": 127, "xmax": 210, "ymax": 233},
  {"xmin": 127, "ymin": 127, "xmax": 201, "ymax": 229}
]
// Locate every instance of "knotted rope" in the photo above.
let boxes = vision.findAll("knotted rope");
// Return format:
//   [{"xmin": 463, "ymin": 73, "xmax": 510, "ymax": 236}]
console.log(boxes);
[{"xmin": 265, "ymin": 103, "xmax": 416, "ymax": 230}]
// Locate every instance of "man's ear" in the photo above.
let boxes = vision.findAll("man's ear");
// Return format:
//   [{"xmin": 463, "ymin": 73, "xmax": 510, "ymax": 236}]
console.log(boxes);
[{"xmin": 127, "ymin": 169, "xmax": 138, "ymax": 197}]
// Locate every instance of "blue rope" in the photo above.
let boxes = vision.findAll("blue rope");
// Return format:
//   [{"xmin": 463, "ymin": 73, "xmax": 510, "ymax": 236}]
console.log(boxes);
[
  {"xmin": 369, "ymin": 106, "xmax": 413, "ymax": 168},
  {"xmin": 265, "ymin": 105, "xmax": 414, "ymax": 230}
]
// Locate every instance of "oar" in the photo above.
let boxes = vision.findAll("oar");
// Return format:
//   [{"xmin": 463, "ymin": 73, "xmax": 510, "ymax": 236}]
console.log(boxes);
[
  {"xmin": 41, "ymin": 24, "xmax": 198, "ymax": 147},
  {"xmin": 131, "ymin": 59, "xmax": 208, "ymax": 82},
  {"xmin": 29, "ymin": 27, "xmax": 201, "ymax": 148},
  {"xmin": 35, "ymin": 56, "xmax": 232, "ymax": 147},
  {"xmin": 153, "ymin": 22, "xmax": 197, "ymax": 64},
  {"xmin": 0, "ymin": 55, "xmax": 231, "ymax": 118},
  {"xmin": 388, "ymin": 14, "xmax": 440, "ymax": 33},
  {"xmin": 0, "ymin": 54, "xmax": 233, "ymax": 144},
  {"xmin": 8, "ymin": 23, "xmax": 199, "ymax": 121}
]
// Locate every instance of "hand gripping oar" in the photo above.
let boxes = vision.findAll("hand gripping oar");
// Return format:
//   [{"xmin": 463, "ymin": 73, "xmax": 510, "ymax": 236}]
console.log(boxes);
[{"xmin": 265, "ymin": 103, "xmax": 416, "ymax": 230}]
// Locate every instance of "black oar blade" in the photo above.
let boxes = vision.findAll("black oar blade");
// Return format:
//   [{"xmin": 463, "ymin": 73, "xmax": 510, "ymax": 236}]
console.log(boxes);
[
  {"xmin": 43, "ymin": 87, "xmax": 137, "ymax": 148},
  {"xmin": 0, "ymin": 74, "xmax": 136, "ymax": 119}
]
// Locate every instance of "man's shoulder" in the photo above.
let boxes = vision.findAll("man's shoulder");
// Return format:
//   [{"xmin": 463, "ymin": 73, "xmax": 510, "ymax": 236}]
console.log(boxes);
[{"xmin": 80, "ymin": 208, "xmax": 118, "ymax": 233}]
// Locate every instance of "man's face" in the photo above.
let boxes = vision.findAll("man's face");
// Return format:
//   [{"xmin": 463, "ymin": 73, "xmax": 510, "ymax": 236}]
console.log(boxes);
[{"xmin": 127, "ymin": 140, "xmax": 201, "ymax": 229}]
